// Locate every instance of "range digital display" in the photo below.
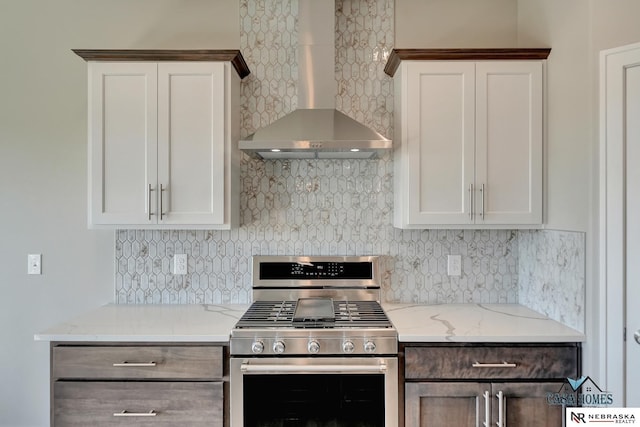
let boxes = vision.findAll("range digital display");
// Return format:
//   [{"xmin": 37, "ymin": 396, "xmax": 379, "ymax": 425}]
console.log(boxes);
[{"xmin": 259, "ymin": 262, "xmax": 373, "ymax": 280}]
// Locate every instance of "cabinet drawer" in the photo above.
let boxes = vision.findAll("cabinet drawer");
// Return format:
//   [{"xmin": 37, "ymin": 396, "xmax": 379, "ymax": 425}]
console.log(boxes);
[
  {"xmin": 53, "ymin": 381, "xmax": 222, "ymax": 426},
  {"xmin": 405, "ymin": 345, "xmax": 578, "ymax": 380},
  {"xmin": 53, "ymin": 345, "xmax": 223, "ymax": 380}
]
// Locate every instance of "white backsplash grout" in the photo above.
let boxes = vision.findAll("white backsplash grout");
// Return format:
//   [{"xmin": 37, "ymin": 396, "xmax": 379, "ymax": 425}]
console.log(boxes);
[{"xmin": 113, "ymin": 0, "xmax": 585, "ymax": 332}]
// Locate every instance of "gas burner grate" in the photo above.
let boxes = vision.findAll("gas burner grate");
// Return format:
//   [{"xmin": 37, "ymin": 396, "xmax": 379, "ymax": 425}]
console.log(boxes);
[
  {"xmin": 235, "ymin": 300, "xmax": 392, "ymax": 329},
  {"xmin": 334, "ymin": 301, "xmax": 391, "ymax": 327},
  {"xmin": 235, "ymin": 301, "xmax": 295, "ymax": 328}
]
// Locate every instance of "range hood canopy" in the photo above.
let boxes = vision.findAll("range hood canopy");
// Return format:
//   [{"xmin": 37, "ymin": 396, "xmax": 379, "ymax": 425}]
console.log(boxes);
[
  {"xmin": 239, "ymin": 0, "xmax": 391, "ymax": 160},
  {"xmin": 240, "ymin": 109, "xmax": 391, "ymax": 159}
]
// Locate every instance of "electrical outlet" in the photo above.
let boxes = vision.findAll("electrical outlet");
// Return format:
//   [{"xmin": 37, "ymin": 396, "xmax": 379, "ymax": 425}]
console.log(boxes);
[
  {"xmin": 28, "ymin": 254, "xmax": 42, "ymax": 275},
  {"xmin": 173, "ymin": 254, "xmax": 187, "ymax": 275},
  {"xmin": 447, "ymin": 255, "xmax": 461, "ymax": 277}
]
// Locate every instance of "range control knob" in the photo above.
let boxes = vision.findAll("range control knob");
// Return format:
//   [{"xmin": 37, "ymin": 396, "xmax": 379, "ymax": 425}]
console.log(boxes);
[
  {"xmin": 342, "ymin": 340, "xmax": 355, "ymax": 354},
  {"xmin": 364, "ymin": 341, "xmax": 376, "ymax": 354},
  {"xmin": 251, "ymin": 341, "xmax": 264, "ymax": 354},
  {"xmin": 273, "ymin": 340, "xmax": 286, "ymax": 354},
  {"xmin": 308, "ymin": 340, "xmax": 320, "ymax": 354}
]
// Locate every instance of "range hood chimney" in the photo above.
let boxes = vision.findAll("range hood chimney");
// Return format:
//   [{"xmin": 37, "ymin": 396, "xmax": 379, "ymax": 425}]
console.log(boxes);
[{"xmin": 239, "ymin": 0, "xmax": 391, "ymax": 159}]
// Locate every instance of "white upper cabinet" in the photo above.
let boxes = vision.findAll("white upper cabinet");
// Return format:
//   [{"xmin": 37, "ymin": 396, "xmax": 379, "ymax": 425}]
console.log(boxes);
[
  {"xmin": 387, "ymin": 49, "xmax": 549, "ymax": 229},
  {"xmin": 76, "ymin": 50, "xmax": 250, "ymax": 229}
]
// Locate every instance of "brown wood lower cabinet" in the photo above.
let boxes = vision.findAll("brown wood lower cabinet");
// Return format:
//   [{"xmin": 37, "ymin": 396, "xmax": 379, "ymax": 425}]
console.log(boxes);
[
  {"xmin": 51, "ymin": 343, "xmax": 226, "ymax": 427},
  {"xmin": 406, "ymin": 381, "xmax": 565, "ymax": 427},
  {"xmin": 403, "ymin": 343, "xmax": 580, "ymax": 427},
  {"xmin": 54, "ymin": 381, "xmax": 222, "ymax": 426}
]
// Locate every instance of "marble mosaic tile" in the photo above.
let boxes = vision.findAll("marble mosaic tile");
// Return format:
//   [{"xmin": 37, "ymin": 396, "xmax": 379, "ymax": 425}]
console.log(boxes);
[
  {"xmin": 115, "ymin": 227, "xmax": 520, "ymax": 305},
  {"xmin": 239, "ymin": 0, "xmax": 298, "ymax": 135},
  {"xmin": 336, "ymin": 0, "xmax": 394, "ymax": 139},
  {"xmin": 517, "ymin": 230, "xmax": 585, "ymax": 332}
]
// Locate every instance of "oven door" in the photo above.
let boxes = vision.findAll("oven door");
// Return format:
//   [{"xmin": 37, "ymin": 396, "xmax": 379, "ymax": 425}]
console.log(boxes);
[{"xmin": 230, "ymin": 356, "xmax": 398, "ymax": 427}]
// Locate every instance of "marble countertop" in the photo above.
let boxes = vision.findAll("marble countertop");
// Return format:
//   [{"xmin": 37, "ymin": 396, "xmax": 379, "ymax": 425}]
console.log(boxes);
[
  {"xmin": 35, "ymin": 303, "xmax": 585, "ymax": 343},
  {"xmin": 34, "ymin": 304, "xmax": 249, "ymax": 343},
  {"xmin": 383, "ymin": 303, "xmax": 585, "ymax": 342}
]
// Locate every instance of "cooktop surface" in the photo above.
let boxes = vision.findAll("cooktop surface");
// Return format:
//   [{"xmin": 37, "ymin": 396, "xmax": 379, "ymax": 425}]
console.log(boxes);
[{"xmin": 234, "ymin": 299, "xmax": 393, "ymax": 329}]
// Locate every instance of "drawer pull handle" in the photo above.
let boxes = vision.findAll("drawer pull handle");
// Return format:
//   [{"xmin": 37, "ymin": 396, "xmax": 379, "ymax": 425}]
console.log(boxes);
[
  {"xmin": 112, "ymin": 361, "xmax": 157, "ymax": 367},
  {"xmin": 472, "ymin": 361, "xmax": 517, "ymax": 368},
  {"xmin": 113, "ymin": 410, "xmax": 157, "ymax": 417}
]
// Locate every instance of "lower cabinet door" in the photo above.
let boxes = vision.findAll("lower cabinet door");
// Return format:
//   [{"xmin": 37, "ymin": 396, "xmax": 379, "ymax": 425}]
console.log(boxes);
[
  {"xmin": 54, "ymin": 381, "xmax": 222, "ymax": 426},
  {"xmin": 406, "ymin": 381, "xmax": 566, "ymax": 427},
  {"xmin": 406, "ymin": 382, "xmax": 486, "ymax": 427},
  {"xmin": 493, "ymin": 382, "xmax": 565, "ymax": 427}
]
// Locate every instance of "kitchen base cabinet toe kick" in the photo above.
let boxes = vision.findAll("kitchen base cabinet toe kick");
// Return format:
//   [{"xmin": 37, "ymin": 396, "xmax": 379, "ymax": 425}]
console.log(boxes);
[
  {"xmin": 402, "ymin": 343, "xmax": 580, "ymax": 427},
  {"xmin": 50, "ymin": 343, "xmax": 225, "ymax": 427}
]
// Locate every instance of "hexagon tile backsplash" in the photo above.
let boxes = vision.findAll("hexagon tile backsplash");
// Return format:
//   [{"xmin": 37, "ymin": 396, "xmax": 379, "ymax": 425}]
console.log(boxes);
[
  {"xmin": 114, "ymin": 227, "xmax": 585, "ymax": 331},
  {"xmin": 113, "ymin": 0, "xmax": 585, "ymax": 333}
]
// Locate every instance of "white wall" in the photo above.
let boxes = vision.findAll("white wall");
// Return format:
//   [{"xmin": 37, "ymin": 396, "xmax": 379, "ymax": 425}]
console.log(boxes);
[
  {"xmin": 591, "ymin": 0, "xmax": 640, "ymax": 54},
  {"xmin": 516, "ymin": 0, "xmax": 640, "ymax": 393},
  {"xmin": 395, "ymin": 0, "xmax": 518, "ymax": 47},
  {"xmin": 0, "ymin": 1, "xmax": 239, "ymax": 425},
  {"xmin": 588, "ymin": 0, "xmax": 640, "ymax": 399},
  {"xmin": 517, "ymin": 0, "xmax": 591, "ymax": 233}
]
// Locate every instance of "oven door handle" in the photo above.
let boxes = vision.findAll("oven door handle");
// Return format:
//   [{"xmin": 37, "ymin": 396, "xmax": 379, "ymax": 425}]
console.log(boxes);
[{"xmin": 240, "ymin": 362, "xmax": 387, "ymax": 374}]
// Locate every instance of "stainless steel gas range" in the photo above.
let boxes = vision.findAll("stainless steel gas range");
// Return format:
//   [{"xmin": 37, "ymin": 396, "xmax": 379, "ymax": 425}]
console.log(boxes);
[{"xmin": 230, "ymin": 255, "xmax": 398, "ymax": 427}]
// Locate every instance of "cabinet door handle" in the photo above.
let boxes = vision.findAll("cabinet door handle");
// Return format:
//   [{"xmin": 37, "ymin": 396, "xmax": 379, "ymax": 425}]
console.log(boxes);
[
  {"xmin": 112, "ymin": 361, "xmax": 157, "ymax": 367},
  {"xmin": 480, "ymin": 183, "xmax": 485, "ymax": 220},
  {"xmin": 160, "ymin": 184, "xmax": 166, "ymax": 220},
  {"xmin": 472, "ymin": 361, "xmax": 517, "ymax": 368},
  {"xmin": 148, "ymin": 184, "xmax": 155, "ymax": 221},
  {"xmin": 113, "ymin": 410, "xmax": 157, "ymax": 417},
  {"xmin": 469, "ymin": 183, "xmax": 474, "ymax": 221},
  {"xmin": 496, "ymin": 391, "xmax": 505, "ymax": 427},
  {"xmin": 483, "ymin": 390, "xmax": 490, "ymax": 427}
]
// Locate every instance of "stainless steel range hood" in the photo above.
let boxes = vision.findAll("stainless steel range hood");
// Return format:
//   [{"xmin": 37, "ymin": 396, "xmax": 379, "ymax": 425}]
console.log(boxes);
[
  {"xmin": 239, "ymin": 0, "xmax": 391, "ymax": 160},
  {"xmin": 240, "ymin": 109, "xmax": 391, "ymax": 159}
]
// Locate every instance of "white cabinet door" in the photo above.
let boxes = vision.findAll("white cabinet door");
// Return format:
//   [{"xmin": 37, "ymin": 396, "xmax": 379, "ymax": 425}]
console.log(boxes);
[
  {"xmin": 475, "ymin": 61, "xmax": 542, "ymax": 225},
  {"xmin": 395, "ymin": 61, "xmax": 475, "ymax": 226},
  {"xmin": 394, "ymin": 60, "xmax": 543, "ymax": 228},
  {"xmin": 88, "ymin": 62, "xmax": 158, "ymax": 226},
  {"xmin": 157, "ymin": 62, "xmax": 226, "ymax": 225}
]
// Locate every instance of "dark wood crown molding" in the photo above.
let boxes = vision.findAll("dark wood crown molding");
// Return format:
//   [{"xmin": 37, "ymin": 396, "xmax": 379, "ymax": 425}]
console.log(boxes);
[
  {"xmin": 72, "ymin": 49, "xmax": 251, "ymax": 79},
  {"xmin": 384, "ymin": 48, "xmax": 552, "ymax": 77}
]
